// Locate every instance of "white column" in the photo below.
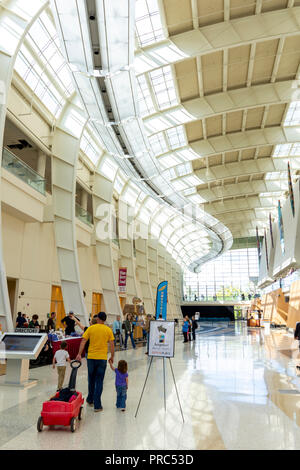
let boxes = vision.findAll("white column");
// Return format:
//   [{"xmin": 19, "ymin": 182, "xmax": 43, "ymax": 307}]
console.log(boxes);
[
  {"xmin": 93, "ymin": 173, "xmax": 122, "ymax": 322},
  {"xmin": 0, "ymin": 1, "xmax": 48, "ymax": 332},
  {"xmin": 37, "ymin": 150, "xmax": 47, "ymax": 178},
  {"xmin": 51, "ymin": 102, "xmax": 89, "ymax": 326}
]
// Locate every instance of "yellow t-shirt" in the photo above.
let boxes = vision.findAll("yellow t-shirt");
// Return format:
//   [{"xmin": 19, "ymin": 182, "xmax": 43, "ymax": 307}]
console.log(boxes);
[{"xmin": 83, "ymin": 324, "xmax": 115, "ymax": 360}]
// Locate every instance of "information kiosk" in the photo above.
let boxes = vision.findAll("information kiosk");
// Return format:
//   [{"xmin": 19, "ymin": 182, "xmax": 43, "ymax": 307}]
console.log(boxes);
[{"xmin": 0, "ymin": 332, "xmax": 47, "ymax": 388}]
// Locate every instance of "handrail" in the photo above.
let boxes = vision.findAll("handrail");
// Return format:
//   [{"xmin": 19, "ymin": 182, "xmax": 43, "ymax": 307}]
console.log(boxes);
[{"xmin": 2, "ymin": 147, "xmax": 46, "ymax": 196}]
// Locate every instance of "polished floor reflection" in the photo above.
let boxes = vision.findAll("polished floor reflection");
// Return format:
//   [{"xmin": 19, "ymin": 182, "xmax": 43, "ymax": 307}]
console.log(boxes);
[{"xmin": 1, "ymin": 322, "xmax": 300, "ymax": 450}]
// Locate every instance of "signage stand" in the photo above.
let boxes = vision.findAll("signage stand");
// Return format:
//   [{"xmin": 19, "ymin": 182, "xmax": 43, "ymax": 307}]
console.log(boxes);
[
  {"xmin": 135, "ymin": 318, "xmax": 184, "ymax": 423},
  {"xmin": 135, "ymin": 356, "xmax": 184, "ymax": 423}
]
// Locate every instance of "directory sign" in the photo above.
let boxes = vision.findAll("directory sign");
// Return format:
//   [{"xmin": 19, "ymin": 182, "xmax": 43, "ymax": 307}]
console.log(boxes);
[{"xmin": 148, "ymin": 321, "xmax": 175, "ymax": 358}]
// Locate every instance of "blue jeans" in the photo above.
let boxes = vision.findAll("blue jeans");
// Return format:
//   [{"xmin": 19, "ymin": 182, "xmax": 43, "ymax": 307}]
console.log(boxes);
[
  {"xmin": 87, "ymin": 359, "xmax": 107, "ymax": 410},
  {"xmin": 125, "ymin": 332, "xmax": 136, "ymax": 349},
  {"xmin": 116, "ymin": 385, "xmax": 127, "ymax": 409}
]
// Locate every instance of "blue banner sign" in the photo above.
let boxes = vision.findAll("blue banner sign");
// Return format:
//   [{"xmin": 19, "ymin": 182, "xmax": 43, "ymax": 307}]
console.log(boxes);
[{"xmin": 155, "ymin": 281, "xmax": 168, "ymax": 320}]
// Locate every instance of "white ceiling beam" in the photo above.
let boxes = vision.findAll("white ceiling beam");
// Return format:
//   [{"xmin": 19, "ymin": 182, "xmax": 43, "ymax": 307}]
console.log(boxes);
[
  {"xmin": 246, "ymin": 42, "xmax": 256, "ymax": 87},
  {"xmin": 224, "ymin": 0, "xmax": 230, "ymax": 22},
  {"xmin": 191, "ymin": 0, "xmax": 199, "ymax": 29},
  {"xmin": 255, "ymin": 0, "xmax": 263, "ymax": 15},
  {"xmin": 261, "ymin": 106, "xmax": 269, "ymax": 129},
  {"xmin": 223, "ymin": 48, "xmax": 228, "ymax": 92},
  {"xmin": 271, "ymin": 37, "xmax": 285, "ymax": 83},
  {"xmin": 196, "ymin": 55, "xmax": 204, "ymax": 97}
]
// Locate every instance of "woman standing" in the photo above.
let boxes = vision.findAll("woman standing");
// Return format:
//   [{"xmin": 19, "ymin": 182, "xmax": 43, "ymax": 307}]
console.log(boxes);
[{"xmin": 124, "ymin": 314, "xmax": 136, "ymax": 350}]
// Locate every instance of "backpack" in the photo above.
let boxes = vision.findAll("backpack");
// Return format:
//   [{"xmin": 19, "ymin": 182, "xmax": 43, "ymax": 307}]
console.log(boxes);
[{"xmin": 50, "ymin": 388, "xmax": 78, "ymax": 403}]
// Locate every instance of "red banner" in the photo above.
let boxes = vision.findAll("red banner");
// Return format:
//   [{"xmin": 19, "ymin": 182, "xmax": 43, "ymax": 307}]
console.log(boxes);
[{"xmin": 118, "ymin": 268, "xmax": 127, "ymax": 293}]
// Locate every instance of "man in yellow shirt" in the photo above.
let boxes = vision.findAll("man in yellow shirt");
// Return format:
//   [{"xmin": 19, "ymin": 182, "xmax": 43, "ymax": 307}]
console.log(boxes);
[{"xmin": 76, "ymin": 312, "xmax": 114, "ymax": 412}]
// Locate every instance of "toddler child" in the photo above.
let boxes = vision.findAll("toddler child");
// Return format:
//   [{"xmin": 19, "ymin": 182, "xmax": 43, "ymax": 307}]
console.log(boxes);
[
  {"xmin": 52, "ymin": 341, "xmax": 71, "ymax": 391},
  {"xmin": 109, "ymin": 359, "xmax": 128, "ymax": 412}
]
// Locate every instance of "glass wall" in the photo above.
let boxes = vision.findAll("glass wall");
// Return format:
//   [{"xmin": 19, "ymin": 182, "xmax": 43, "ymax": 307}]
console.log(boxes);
[{"xmin": 183, "ymin": 240, "xmax": 259, "ymax": 302}]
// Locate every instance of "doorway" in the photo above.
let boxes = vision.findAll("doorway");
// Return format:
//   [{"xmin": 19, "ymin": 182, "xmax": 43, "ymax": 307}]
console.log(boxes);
[
  {"xmin": 7, "ymin": 278, "xmax": 18, "ymax": 323},
  {"xmin": 50, "ymin": 285, "xmax": 66, "ymax": 329}
]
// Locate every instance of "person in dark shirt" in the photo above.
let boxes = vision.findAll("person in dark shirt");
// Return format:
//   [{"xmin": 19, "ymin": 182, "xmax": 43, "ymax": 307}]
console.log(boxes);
[
  {"xmin": 28, "ymin": 315, "xmax": 40, "ymax": 330},
  {"xmin": 47, "ymin": 312, "xmax": 56, "ymax": 332},
  {"xmin": 191, "ymin": 316, "xmax": 198, "ymax": 341},
  {"xmin": 16, "ymin": 312, "xmax": 26, "ymax": 329},
  {"xmin": 61, "ymin": 311, "xmax": 79, "ymax": 336}
]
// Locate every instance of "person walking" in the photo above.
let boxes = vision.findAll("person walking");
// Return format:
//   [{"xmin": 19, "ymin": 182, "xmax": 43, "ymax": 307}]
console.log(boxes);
[
  {"xmin": 113, "ymin": 315, "xmax": 124, "ymax": 349},
  {"xmin": 124, "ymin": 314, "xmax": 136, "ymax": 350},
  {"xmin": 76, "ymin": 312, "xmax": 115, "ymax": 412},
  {"xmin": 52, "ymin": 341, "xmax": 71, "ymax": 391}
]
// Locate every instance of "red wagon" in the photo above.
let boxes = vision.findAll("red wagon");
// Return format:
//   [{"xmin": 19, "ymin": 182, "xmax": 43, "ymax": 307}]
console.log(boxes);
[{"xmin": 37, "ymin": 361, "xmax": 84, "ymax": 433}]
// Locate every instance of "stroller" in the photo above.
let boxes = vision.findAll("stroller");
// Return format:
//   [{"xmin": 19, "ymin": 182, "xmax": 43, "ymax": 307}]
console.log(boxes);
[{"xmin": 37, "ymin": 360, "xmax": 84, "ymax": 433}]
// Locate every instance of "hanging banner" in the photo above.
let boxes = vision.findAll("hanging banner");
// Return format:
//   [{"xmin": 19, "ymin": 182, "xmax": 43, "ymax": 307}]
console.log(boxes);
[
  {"xmin": 264, "ymin": 228, "xmax": 269, "ymax": 270},
  {"xmin": 118, "ymin": 268, "xmax": 127, "ymax": 293},
  {"xmin": 278, "ymin": 200, "xmax": 285, "ymax": 254},
  {"xmin": 288, "ymin": 162, "xmax": 295, "ymax": 217},
  {"xmin": 269, "ymin": 213, "xmax": 274, "ymax": 249},
  {"xmin": 155, "ymin": 281, "xmax": 168, "ymax": 320},
  {"xmin": 256, "ymin": 226, "xmax": 261, "ymax": 265}
]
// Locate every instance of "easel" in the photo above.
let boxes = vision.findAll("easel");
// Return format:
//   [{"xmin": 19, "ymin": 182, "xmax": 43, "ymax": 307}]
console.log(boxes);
[{"xmin": 135, "ymin": 355, "xmax": 184, "ymax": 423}]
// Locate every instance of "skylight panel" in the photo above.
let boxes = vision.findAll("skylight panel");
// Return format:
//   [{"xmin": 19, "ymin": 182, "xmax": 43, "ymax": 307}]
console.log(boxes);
[
  {"xmin": 284, "ymin": 101, "xmax": 300, "ymax": 126},
  {"xmin": 136, "ymin": 75, "xmax": 156, "ymax": 117},
  {"xmin": 139, "ymin": 207, "xmax": 152, "ymax": 223},
  {"xmin": 99, "ymin": 157, "xmax": 118, "ymax": 181},
  {"xmin": 166, "ymin": 108, "xmax": 196, "ymax": 125},
  {"xmin": 144, "ymin": 116, "xmax": 170, "ymax": 133},
  {"xmin": 176, "ymin": 162, "xmax": 192, "ymax": 177},
  {"xmin": 273, "ymin": 143, "xmax": 292, "ymax": 157},
  {"xmin": 182, "ymin": 175, "xmax": 203, "ymax": 186},
  {"xmin": 123, "ymin": 186, "xmax": 139, "ymax": 206},
  {"xmin": 148, "ymin": 132, "xmax": 168, "ymax": 156},
  {"xmin": 175, "ymin": 148, "xmax": 199, "ymax": 161},
  {"xmin": 134, "ymin": 55, "xmax": 158, "ymax": 74},
  {"xmin": 135, "ymin": 0, "xmax": 165, "ymax": 47},
  {"xmin": 172, "ymin": 180, "xmax": 188, "ymax": 191},
  {"xmin": 114, "ymin": 174, "xmax": 126, "ymax": 194},
  {"xmin": 151, "ymin": 222, "xmax": 161, "ymax": 238},
  {"xmin": 188, "ymin": 194, "xmax": 207, "ymax": 204},
  {"xmin": 290, "ymin": 143, "xmax": 300, "ymax": 156},
  {"xmin": 148, "ymin": 44, "xmax": 188, "ymax": 64},
  {"xmin": 166, "ymin": 126, "xmax": 186, "ymax": 149},
  {"xmin": 145, "ymin": 197, "xmax": 160, "ymax": 211},
  {"xmin": 149, "ymin": 66, "xmax": 178, "ymax": 110},
  {"xmin": 80, "ymin": 130, "xmax": 104, "ymax": 165},
  {"xmin": 158, "ymin": 153, "xmax": 182, "ymax": 169}
]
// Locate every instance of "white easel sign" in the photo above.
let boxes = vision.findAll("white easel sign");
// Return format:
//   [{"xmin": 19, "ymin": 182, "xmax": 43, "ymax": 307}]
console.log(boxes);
[{"xmin": 148, "ymin": 321, "xmax": 175, "ymax": 358}]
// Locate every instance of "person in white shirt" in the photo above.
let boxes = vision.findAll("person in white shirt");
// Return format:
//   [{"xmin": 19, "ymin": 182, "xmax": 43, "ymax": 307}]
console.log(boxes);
[{"xmin": 52, "ymin": 341, "xmax": 71, "ymax": 391}]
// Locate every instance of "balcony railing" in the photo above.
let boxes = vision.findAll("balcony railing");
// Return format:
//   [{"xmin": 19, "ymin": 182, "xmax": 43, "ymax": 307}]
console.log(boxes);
[
  {"xmin": 75, "ymin": 203, "xmax": 93, "ymax": 227},
  {"xmin": 2, "ymin": 147, "xmax": 46, "ymax": 196}
]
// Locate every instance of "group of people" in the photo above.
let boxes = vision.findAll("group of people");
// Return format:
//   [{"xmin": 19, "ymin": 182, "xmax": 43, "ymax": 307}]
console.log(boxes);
[
  {"xmin": 112, "ymin": 313, "xmax": 153, "ymax": 351},
  {"xmin": 182, "ymin": 315, "xmax": 198, "ymax": 343},
  {"xmin": 16, "ymin": 312, "xmax": 40, "ymax": 330}
]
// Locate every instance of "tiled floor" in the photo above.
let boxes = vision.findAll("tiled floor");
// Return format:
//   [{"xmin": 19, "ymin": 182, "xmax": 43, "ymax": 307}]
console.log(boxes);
[{"xmin": 1, "ymin": 322, "xmax": 300, "ymax": 450}]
